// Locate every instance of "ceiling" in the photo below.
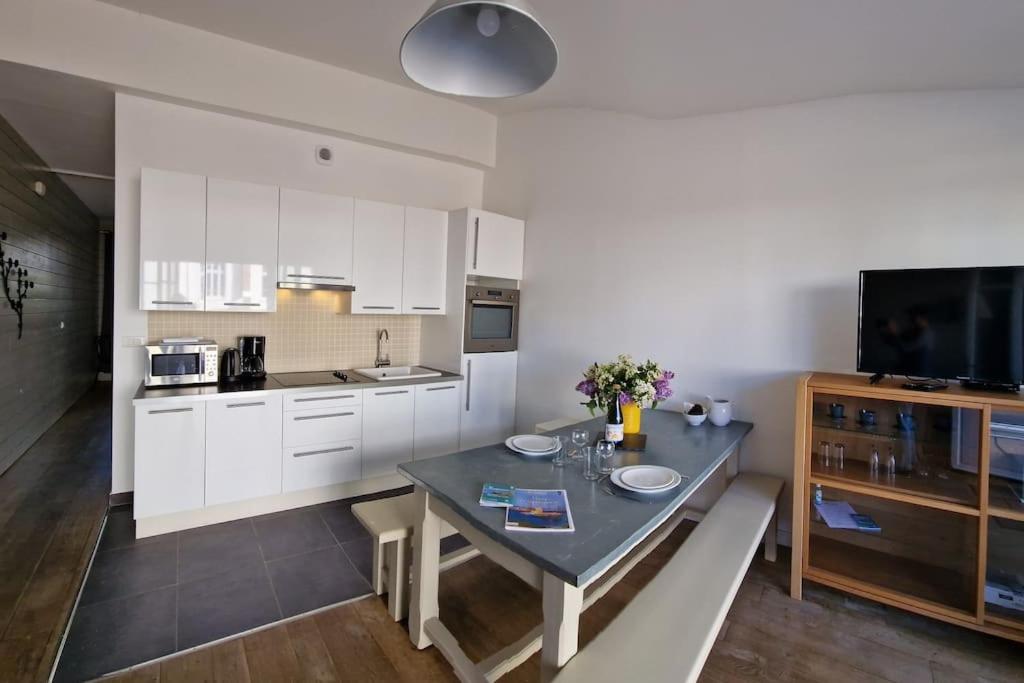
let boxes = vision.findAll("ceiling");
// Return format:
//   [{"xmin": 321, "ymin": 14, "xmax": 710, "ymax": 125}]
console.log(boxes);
[
  {"xmin": 0, "ymin": 61, "xmax": 115, "ymax": 220},
  {"xmin": 98, "ymin": 0, "xmax": 1024, "ymax": 119}
]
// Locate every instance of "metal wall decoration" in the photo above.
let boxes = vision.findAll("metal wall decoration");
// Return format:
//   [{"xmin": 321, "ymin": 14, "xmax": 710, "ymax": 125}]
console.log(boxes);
[{"xmin": 1, "ymin": 231, "xmax": 34, "ymax": 339}]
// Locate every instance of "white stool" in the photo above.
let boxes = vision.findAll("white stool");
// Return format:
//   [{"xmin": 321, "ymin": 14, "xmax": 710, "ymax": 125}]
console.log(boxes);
[{"xmin": 352, "ymin": 494, "xmax": 478, "ymax": 620}]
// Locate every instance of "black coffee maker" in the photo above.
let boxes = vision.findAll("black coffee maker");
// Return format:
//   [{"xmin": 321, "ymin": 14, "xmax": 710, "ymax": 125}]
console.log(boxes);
[{"xmin": 239, "ymin": 335, "xmax": 267, "ymax": 380}]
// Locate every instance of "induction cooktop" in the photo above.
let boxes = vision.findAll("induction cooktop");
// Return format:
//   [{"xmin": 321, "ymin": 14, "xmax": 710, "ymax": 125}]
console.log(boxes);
[{"xmin": 271, "ymin": 370, "xmax": 362, "ymax": 387}]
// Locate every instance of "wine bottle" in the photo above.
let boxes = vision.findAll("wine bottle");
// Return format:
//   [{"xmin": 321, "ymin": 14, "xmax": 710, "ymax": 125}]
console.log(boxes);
[{"xmin": 605, "ymin": 394, "xmax": 624, "ymax": 443}]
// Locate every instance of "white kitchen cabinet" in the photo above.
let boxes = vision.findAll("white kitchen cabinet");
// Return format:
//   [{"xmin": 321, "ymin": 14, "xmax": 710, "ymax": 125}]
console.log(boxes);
[
  {"xmin": 402, "ymin": 207, "xmax": 447, "ymax": 315},
  {"xmin": 283, "ymin": 440, "xmax": 362, "ymax": 493},
  {"xmin": 134, "ymin": 401, "xmax": 206, "ymax": 518},
  {"xmin": 460, "ymin": 351, "xmax": 518, "ymax": 451},
  {"xmin": 351, "ymin": 199, "xmax": 405, "ymax": 314},
  {"xmin": 414, "ymin": 382, "xmax": 461, "ymax": 460},
  {"xmin": 139, "ymin": 168, "xmax": 207, "ymax": 311},
  {"xmin": 278, "ymin": 188, "xmax": 354, "ymax": 288},
  {"xmin": 465, "ymin": 209, "xmax": 525, "ymax": 281},
  {"xmin": 205, "ymin": 395, "xmax": 283, "ymax": 506},
  {"xmin": 362, "ymin": 386, "xmax": 415, "ymax": 478},
  {"xmin": 283, "ymin": 405, "xmax": 362, "ymax": 447},
  {"xmin": 205, "ymin": 178, "xmax": 280, "ymax": 312}
]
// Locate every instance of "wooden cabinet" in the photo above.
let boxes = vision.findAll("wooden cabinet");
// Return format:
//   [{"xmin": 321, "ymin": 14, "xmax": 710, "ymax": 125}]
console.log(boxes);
[
  {"xmin": 465, "ymin": 209, "xmax": 525, "ymax": 281},
  {"xmin": 134, "ymin": 401, "xmax": 206, "ymax": 518},
  {"xmin": 414, "ymin": 382, "xmax": 461, "ymax": 460},
  {"xmin": 278, "ymin": 188, "xmax": 354, "ymax": 288},
  {"xmin": 459, "ymin": 351, "xmax": 518, "ymax": 451},
  {"xmin": 402, "ymin": 207, "xmax": 447, "ymax": 314},
  {"xmin": 793, "ymin": 372, "xmax": 1024, "ymax": 644},
  {"xmin": 139, "ymin": 168, "xmax": 207, "ymax": 311},
  {"xmin": 205, "ymin": 395, "xmax": 283, "ymax": 506},
  {"xmin": 351, "ymin": 199, "xmax": 405, "ymax": 314},
  {"xmin": 205, "ymin": 178, "xmax": 280, "ymax": 312},
  {"xmin": 362, "ymin": 386, "xmax": 415, "ymax": 478}
]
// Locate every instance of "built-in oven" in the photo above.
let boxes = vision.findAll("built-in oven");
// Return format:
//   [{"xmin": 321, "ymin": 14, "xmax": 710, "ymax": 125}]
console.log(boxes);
[
  {"xmin": 464, "ymin": 286, "xmax": 519, "ymax": 353},
  {"xmin": 144, "ymin": 340, "xmax": 219, "ymax": 387}
]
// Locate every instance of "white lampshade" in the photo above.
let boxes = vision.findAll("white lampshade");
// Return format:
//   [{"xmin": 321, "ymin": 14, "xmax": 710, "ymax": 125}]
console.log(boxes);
[{"xmin": 401, "ymin": 0, "xmax": 558, "ymax": 98}]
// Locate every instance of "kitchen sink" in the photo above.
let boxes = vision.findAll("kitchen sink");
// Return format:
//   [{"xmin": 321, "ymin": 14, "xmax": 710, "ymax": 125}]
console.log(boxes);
[{"xmin": 354, "ymin": 366, "xmax": 443, "ymax": 381}]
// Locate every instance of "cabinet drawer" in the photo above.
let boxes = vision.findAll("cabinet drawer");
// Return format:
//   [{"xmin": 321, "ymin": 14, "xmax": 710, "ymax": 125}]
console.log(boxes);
[
  {"xmin": 284, "ymin": 406, "xmax": 362, "ymax": 446},
  {"xmin": 283, "ymin": 440, "xmax": 362, "ymax": 493},
  {"xmin": 284, "ymin": 389, "xmax": 362, "ymax": 412}
]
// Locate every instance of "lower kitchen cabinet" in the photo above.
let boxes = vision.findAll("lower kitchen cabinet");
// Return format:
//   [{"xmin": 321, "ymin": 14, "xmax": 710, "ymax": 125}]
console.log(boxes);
[
  {"xmin": 460, "ymin": 351, "xmax": 518, "ymax": 451},
  {"xmin": 362, "ymin": 386, "xmax": 415, "ymax": 478},
  {"xmin": 205, "ymin": 395, "xmax": 283, "ymax": 506},
  {"xmin": 134, "ymin": 401, "xmax": 206, "ymax": 518},
  {"xmin": 414, "ymin": 382, "xmax": 461, "ymax": 459},
  {"xmin": 283, "ymin": 440, "xmax": 362, "ymax": 493}
]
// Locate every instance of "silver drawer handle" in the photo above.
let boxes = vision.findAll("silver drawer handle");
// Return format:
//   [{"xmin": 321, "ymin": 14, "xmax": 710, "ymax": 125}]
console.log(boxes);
[
  {"xmin": 227, "ymin": 401, "xmax": 264, "ymax": 408},
  {"xmin": 412, "ymin": 306, "xmax": 441, "ymax": 310},
  {"xmin": 293, "ymin": 446, "xmax": 355, "ymax": 458},
  {"xmin": 294, "ymin": 411, "xmax": 355, "ymax": 421},
  {"xmin": 287, "ymin": 274, "xmax": 347, "ymax": 280},
  {"xmin": 223, "ymin": 302, "xmax": 261, "ymax": 307},
  {"xmin": 472, "ymin": 217, "xmax": 480, "ymax": 269},
  {"xmin": 152, "ymin": 300, "xmax": 193, "ymax": 305},
  {"xmin": 375, "ymin": 390, "xmax": 409, "ymax": 396},
  {"xmin": 294, "ymin": 394, "xmax": 355, "ymax": 402},
  {"xmin": 426, "ymin": 385, "xmax": 456, "ymax": 392},
  {"xmin": 362, "ymin": 305, "xmax": 395, "ymax": 310},
  {"xmin": 148, "ymin": 407, "xmax": 192, "ymax": 415}
]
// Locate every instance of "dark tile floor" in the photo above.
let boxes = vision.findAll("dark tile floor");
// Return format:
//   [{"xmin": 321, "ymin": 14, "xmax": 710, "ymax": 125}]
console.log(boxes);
[{"xmin": 54, "ymin": 486, "xmax": 415, "ymax": 682}]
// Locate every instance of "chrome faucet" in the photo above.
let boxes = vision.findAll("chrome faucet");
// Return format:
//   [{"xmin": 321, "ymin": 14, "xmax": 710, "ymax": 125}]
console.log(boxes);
[{"xmin": 375, "ymin": 329, "xmax": 391, "ymax": 368}]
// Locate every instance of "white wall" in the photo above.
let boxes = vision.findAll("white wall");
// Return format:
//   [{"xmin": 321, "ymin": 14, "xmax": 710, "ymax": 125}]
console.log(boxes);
[
  {"xmin": 114, "ymin": 94, "xmax": 484, "ymax": 493},
  {"xmin": 0, "ymin": 0, "xmax": 496, "ymax": 167},
  {"xmin": 484, "ymin": 90, "xmax": 1024, "ymax": 539}
]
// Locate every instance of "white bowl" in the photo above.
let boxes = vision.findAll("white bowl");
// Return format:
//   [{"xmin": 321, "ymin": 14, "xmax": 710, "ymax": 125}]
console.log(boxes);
[{"xmin": 685, "ymin": 412, "xmax": 707, "ymax": 426}]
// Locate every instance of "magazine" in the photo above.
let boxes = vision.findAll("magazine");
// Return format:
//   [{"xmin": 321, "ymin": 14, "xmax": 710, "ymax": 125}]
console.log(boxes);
[
  {"xmin": 504, "ymin": 489, "xmax": 574, "ymax": 532},
  {"xmin": 480, "ymin": 483, "xmax": 515, "ymax": 508}
]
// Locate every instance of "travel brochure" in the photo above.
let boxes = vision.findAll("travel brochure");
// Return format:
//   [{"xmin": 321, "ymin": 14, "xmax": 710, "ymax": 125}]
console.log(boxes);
[
  {"xmin": 479, "ymin": 484, "xmax": 575, "ymax": 533},
  {"xmin": 814, "ymin": 500, "xmax": 881, "ymax": 532}
]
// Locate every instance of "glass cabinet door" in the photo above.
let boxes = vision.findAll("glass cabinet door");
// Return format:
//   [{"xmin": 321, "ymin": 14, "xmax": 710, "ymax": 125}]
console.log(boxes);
[
  {"xmin": 811, "ymin": 393, "xmax": 981, "ymax": 507},
  {"xmin": 986, "ymin": 516, "xmax": 1024, "ymax": 629},
  {"xmin": 988, "ymin": 410, "xmax": 1024, "ymax": 514}
]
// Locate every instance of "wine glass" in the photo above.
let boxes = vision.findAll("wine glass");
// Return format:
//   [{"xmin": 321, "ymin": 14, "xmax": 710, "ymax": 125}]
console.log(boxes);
[
  {"xmin": 570, "ymin": 429, "xmax": 590, "ymax": 461},
  {"xmin": 551, "ymin": 435, "xmax": 569, "ymax": 467},
  {"xmin": 596, "ymin": 439, "xmax": 615, "ymax": 475}
]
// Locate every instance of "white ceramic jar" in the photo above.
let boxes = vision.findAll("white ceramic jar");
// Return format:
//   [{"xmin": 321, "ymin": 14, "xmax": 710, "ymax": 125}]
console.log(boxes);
[{"xmin": 708, "ymin": 398, "xmax": 733, "ymax": 427}]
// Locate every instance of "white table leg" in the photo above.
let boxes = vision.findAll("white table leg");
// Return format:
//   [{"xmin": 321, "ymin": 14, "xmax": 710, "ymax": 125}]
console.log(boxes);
[
  {"xmin": 541, "ymin": 572, "xmax": 584, "ymax": 682},
  {"xmin": 386, "ymin": 536, "xmax": 410, "ymax": 621},
  {"xmin": 409, "ymin": 487, "xmax": 442, "ymax": 649},
  {"xmin": 726, "ymin": 444, "xmax": 741, "ymax": 482}
]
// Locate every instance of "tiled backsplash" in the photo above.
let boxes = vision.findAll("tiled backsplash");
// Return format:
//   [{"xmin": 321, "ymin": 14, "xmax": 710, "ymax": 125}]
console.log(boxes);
[{"xmin": 148, "ymin": 289, "xmax": 421, "ymax": 372}]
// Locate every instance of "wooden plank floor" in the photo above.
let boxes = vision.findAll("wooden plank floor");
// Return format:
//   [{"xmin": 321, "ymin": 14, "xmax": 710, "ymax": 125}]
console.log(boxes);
[
  {"xmin": 99, "ymin": 523, "xmax": 1024, "ymax": 683},
  {"xmin": 0, "ymin": 385, "xmax": 110, "ymax": 683}
]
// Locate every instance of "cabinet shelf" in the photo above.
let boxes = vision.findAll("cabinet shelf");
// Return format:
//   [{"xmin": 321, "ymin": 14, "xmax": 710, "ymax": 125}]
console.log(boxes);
[{"xmin": 810, "ymin": 458, "xmax": 978, "ymax": 511}]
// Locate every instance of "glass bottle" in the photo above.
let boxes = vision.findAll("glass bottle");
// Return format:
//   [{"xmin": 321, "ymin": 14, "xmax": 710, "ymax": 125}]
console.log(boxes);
[{"xmin": 605, "ymin": 394, "xmax": 624, "ymax": 444}]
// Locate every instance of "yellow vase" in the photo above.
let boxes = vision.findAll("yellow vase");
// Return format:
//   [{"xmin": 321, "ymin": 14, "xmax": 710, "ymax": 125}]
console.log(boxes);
[{"xmin": 622, "ymin": 402, "xmax": 642, "ymax": 434}]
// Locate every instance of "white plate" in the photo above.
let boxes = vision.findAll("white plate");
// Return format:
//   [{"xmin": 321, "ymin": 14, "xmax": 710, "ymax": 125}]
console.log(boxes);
[
  {"xmin": 612, "ymin": 466, "xmax": 682, "ymax": 493},
  {"xmin": 510, "ymin": 435, "xmax": 557, "ymax": 453},
  {"xmin": 505, "ymin": 437, "xmax": 559, "ymax": 457}
]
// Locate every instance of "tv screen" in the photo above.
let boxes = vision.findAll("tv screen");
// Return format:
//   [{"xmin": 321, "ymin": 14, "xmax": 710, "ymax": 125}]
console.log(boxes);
[{"xmin": 857, "ymin": 267, "xmax": 1024, "ymax": 385}]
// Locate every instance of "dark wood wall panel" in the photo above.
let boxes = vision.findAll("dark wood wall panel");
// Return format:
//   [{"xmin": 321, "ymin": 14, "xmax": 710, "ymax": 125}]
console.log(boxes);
[{"xmin": 0, "ymin": 114, "xmax": 99, "ymax": 476}]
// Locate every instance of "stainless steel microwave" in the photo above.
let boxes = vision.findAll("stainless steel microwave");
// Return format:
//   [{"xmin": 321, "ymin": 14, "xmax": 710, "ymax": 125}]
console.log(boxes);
[
  {"xmin": 144, "ymin": 340, "xmax": 219, "ymax": 387},
  {"xmin": 464, "ymin": 286, "xmax": 519, "ymax": 353}
]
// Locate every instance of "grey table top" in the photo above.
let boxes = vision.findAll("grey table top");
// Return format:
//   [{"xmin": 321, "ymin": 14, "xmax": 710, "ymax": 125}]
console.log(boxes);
[{"xmin": 399, "ymin": 411, "xmax": 753, "ymax": 587}]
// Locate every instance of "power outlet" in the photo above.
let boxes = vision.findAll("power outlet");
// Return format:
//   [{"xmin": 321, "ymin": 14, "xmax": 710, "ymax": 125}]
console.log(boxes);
[{"xmin": 122, "ymin": 336, "xmax": 146, "ymax": 347}]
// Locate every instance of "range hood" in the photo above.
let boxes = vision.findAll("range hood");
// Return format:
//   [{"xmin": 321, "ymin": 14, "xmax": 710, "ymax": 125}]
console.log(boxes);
[{"xmin": 277, "ymin": 277, "xmax": 355, "ymax": 292}]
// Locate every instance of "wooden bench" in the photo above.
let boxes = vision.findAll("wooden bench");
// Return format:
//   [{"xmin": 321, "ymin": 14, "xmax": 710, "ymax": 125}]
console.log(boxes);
[
  {"xmin": 552, "ymin": 472, "xmax": 784, "ymax": 683},
  {"xmin": 352, "ymin": 494, "xmax": 479, "ymax": 621}
]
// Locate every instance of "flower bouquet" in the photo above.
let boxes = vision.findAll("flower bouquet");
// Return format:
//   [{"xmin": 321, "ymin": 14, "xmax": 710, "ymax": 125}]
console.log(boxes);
[{"xmin": 575, "ymin": 354, "xmax": 674, "ymax": 416}]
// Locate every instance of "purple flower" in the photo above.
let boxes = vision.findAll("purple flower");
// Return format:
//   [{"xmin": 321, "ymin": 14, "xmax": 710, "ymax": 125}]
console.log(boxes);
[
  {"xmin": 575, "ymin": 379, "xmax": 597, "ymax": 397},
  {"xmin": 618, "ymin": 392, "xmax": 633, "ymax": 405},
  {"xmin": 662, "ymin": 370, "xmax": 675, "ymax": 381}
]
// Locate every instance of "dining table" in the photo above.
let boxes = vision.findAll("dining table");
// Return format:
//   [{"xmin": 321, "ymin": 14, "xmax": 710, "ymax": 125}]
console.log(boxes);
[{"xmin": 398, "ymin": 410, "xmax": 753, "ymax": 682}]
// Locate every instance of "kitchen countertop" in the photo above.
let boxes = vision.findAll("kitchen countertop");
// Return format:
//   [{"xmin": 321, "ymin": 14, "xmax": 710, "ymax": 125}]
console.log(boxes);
[{"xmin": 133, "ymin": 367, "xmax": 462, "ymax": 404}]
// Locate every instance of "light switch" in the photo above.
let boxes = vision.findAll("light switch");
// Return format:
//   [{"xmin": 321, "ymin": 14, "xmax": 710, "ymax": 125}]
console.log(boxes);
[{"xmin": 122, "ymin": 336, "xmax": 146, "ymax": 347}]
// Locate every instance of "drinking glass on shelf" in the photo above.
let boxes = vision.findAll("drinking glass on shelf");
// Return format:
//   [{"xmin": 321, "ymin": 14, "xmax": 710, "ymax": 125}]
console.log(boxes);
[
  {"xmin": 835, "ymin": 443, "xmax": 846, "ymax": 471},
  {"xmin": 819, "ymin": 441, "xmax": 831, "ymax": 468},
  {"xmin": 581, "ymin": 447, "xmax": 601, "ymax": 481},
  {"xmin": 551, "ymin": 435, "xmax": 569, "ymax": 467},
  {"xmin": 570, "ymin": 429, "xmax": 590, "ymax": 461},
  {"xmin": 869, "ymin": 446, "xmax": 880, "ymax": 478},
  {"xmin": 596, "ymin": 439, "xmax": 615, "ymax": 475}
]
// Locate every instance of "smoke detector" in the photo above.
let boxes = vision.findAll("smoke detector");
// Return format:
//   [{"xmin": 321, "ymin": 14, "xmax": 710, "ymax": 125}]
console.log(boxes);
[{"xmin": 315, "ymin": 145, "xmax": 333, "ymax": 166}]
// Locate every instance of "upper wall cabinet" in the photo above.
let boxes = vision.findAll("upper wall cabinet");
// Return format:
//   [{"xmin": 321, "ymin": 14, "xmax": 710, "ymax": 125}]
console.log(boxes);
[
  {"xmin": 402, "ymin": 207, "xmax": 448, "ymax": 315},
  {"xmin": 351, "ymin": 199, "xmax": 405, "ymax": 314},
  {"xmin": 205, "ymin": 178, "xmax": 280, "ymax": 312},
  {"xmin": 278, "ymin": 188, "xmax": 354, "ymax": 288},
  {"xmin": 139, "ymin": 168, "xmax": 207, "ymax": 311},
  {"xmin": 465, "ymin": 209, "xmax": 525, "ymax": 281}
]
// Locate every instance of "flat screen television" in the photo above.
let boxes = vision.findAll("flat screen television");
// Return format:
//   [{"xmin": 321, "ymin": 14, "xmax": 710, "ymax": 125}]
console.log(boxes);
[{"xmin": 857, "ymin": 267, "xmax": 1024, "ymax": 387}]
